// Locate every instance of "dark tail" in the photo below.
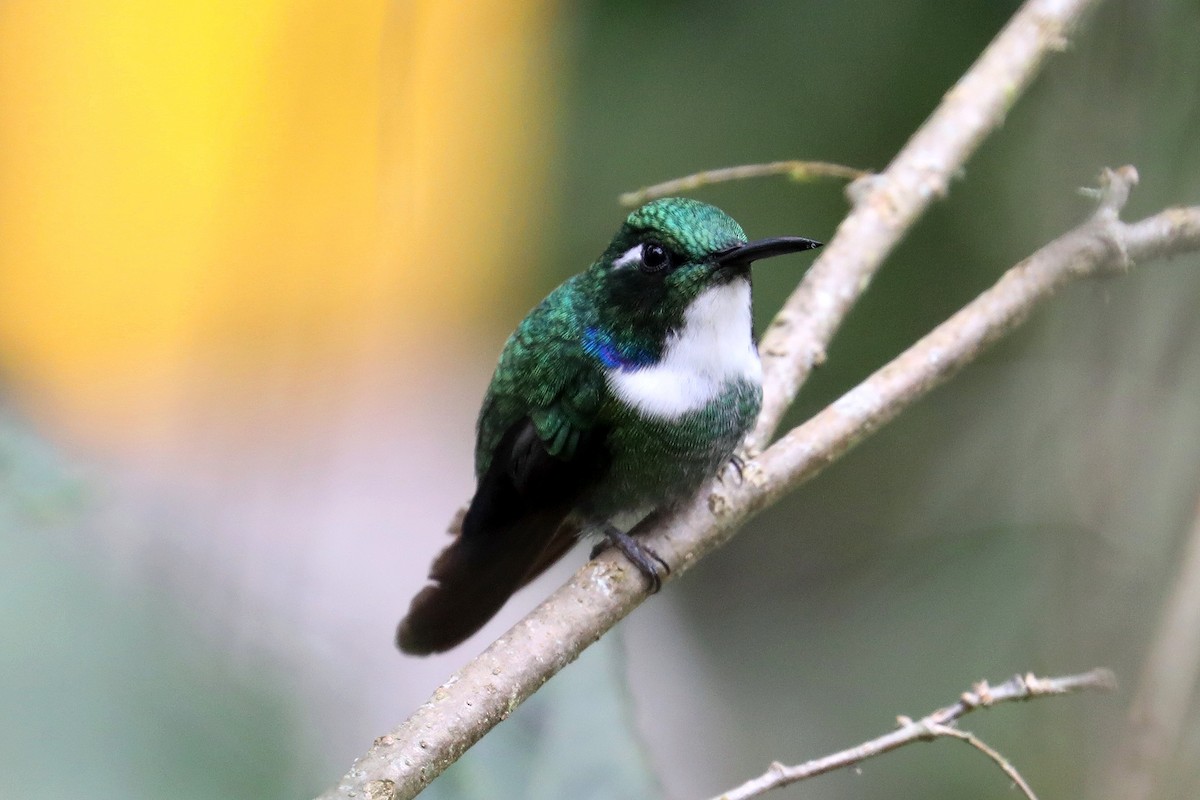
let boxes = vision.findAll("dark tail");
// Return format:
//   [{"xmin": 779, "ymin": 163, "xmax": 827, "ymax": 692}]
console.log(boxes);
[
  {"xmin": 398, "ymin": 417, "xmax": 601, "ymax": 654},
  {"xmin": 396, "ymin": 511, "xmax": 578, "ymax": 655}
]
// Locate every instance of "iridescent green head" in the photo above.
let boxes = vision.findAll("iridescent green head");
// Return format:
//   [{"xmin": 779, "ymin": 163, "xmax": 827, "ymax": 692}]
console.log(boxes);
[
  {"xmin": 588, "ymin": 197, "xmax": 821, "ymax": 327},
  {"xmin": 613, "ymin": 197, "xmax": 749, "ymax": 266}
]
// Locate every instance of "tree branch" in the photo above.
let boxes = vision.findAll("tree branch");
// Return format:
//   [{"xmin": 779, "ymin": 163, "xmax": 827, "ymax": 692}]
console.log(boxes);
[
  {"xmin": 710, "ymin": 669, "xmax": 1117, "ymax": 800},
  {"xmin": 745, "ymin": 0, "xmax": 1100, "ymax": 454},
  {"xmin": 318, "ymin": 169, "xmax": 1199, "ymax": 798}
]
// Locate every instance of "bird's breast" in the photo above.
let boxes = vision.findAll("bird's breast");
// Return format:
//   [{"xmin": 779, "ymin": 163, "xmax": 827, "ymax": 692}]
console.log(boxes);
[
  {"xmin": 605, "ymin": 281, "xmax": 760, "ymax": 420},
  {"xmin": 585, "ymin": 377, "xmax": 762, "ymax": 518}
]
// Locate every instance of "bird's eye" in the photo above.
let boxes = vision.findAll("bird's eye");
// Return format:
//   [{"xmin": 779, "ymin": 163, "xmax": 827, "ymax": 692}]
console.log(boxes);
[{"xmin": 640, "ymin": 242, "xmax": 670, "ymax": 273}]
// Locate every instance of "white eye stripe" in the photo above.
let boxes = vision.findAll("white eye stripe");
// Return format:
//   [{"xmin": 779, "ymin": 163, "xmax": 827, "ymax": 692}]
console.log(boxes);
[{"xmin": 612, "ymin": 244, "xmax": 643, "ymax": 269}]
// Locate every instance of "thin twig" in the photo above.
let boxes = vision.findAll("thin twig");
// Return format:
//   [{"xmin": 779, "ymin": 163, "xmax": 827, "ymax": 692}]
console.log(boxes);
[
  {"xmin": 744, "ymin": 0, "xmax": 1100, "ymax": 455},
  {"xmin": 316, "ymin": 167, "xmax": 1197, "ymax": 799},
  {"xmin": 925, "ymin": 724, "xmax": 1039, "ymax": 800},
  {"xmin": 710, "ymin": 669, "xmax": 1116, "ymax": 800},
  {"xmin": 710, "ymin": 671, "xmax": 1113, "ymax": 800},
  {"xmin": 1102, "ymin": 488, "xmax": 1200, "ymax": 800},
  {"xmin": 619, "ymin": 161, "xmax": 870, "ymax": 207}
]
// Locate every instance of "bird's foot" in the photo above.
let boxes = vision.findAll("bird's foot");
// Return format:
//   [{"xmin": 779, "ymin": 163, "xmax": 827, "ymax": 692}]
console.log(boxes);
[
  {"xmin": 594, "ymin": 525, "xmax": 670, "ymax": 592},
  {"xmin": 719, "ymin": 453, "xmax": 747, "ymax": 485}
]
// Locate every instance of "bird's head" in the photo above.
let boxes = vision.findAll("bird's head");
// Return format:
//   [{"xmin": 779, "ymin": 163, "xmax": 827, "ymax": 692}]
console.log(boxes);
[{"xmin": 587, "ymin": 197, "xmax": 821, "ymax": 338}]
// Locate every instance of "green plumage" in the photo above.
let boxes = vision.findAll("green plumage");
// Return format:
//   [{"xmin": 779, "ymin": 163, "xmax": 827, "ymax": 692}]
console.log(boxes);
[
  {"xmin": 477, "ymin": 272, "xmax": 760, "ymax": 520},
  {"xmin": 476, "ymin": 199, "xmax": 761, "ymax": 518},
  {"xmin": 475, "ymin": 274, "xmax": 604, "ymax": 473},
  {"xmin": 397, "ymin": 197, "xmax": 820, "ymax": 654}
]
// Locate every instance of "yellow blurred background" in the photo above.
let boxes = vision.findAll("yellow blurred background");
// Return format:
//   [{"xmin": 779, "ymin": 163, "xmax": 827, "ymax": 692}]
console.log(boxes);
[{"xmin": 0, "ymin": 0, "xmax": 556, "ymax": 448}]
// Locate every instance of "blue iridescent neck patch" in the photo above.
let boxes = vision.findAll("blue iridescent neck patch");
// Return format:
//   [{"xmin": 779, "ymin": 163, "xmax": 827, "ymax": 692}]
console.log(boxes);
[{"xmin": 584, "ymin": 326, "xmax": 654, "ymax": 371}]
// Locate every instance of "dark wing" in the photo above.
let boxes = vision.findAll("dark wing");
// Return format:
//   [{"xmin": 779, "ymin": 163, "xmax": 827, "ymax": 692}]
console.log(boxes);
[{"xmin": 397, "ymin": 282, "xmax": 608, "ymax": 655}]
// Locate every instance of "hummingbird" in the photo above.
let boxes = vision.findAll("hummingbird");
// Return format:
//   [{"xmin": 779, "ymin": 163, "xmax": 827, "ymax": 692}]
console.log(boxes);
[{"xmin": 397, "ymin": 197, "xmax": 821, "ymax": 654}]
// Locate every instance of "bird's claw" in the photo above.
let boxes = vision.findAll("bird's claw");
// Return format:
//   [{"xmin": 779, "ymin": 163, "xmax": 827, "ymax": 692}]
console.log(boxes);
[
  {"xmin": 600, "ymin": 525, "xmax": 670, "ymax": 593},
  {"xmin": 718, "ymin": 453, "xmax": 747, "ymax": 485}
]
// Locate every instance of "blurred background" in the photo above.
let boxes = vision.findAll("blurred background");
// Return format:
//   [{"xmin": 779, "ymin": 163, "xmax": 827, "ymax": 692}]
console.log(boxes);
[{"xmin": 1, "ymin": 1, "xmax": 1199, "ymax": 798}]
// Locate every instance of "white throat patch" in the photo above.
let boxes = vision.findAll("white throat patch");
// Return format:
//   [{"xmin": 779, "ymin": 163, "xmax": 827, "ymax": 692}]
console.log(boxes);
[{"xmin": 607, "ymin": 281, "xmax": 761, "ymax": 420}]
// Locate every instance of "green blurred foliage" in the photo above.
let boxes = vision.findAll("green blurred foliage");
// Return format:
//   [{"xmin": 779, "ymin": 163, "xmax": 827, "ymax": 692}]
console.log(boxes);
[{"xmin": 0, "ymin": 417, "xmax": 322, "ymax": 799}]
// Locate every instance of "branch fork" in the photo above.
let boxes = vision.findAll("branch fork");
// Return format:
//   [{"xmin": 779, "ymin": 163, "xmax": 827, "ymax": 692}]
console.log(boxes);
[{"xmin": 712, "ymin": 669, "xmax": 1117, "ymax": 800}]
